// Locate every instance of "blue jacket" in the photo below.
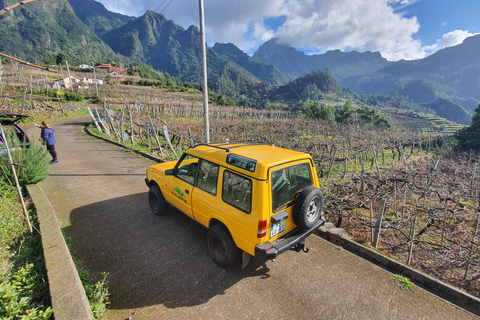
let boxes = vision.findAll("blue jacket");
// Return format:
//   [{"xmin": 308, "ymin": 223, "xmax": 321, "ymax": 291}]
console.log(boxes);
[{"xmin": 41, "ymin": 128, "xmax": 56, "ymax": 145}]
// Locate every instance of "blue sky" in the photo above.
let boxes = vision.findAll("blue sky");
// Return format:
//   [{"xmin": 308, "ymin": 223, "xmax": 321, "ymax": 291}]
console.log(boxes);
[{"xmin": 96, "ymin": 0, "xmax": 479, "ymax": 61}]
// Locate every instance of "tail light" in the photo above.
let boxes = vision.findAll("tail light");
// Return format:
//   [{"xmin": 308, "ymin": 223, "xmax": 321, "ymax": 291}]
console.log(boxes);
[
  {"xmin": 25, "ymin": 134, "xmax": 30, "ymax": 143},
  {"xmin": 257, "ymin": 219, "xmax": 267, "ymax": 238}
]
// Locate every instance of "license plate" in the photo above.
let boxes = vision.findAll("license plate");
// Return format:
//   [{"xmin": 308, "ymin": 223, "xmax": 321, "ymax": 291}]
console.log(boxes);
[{"xmin": 271, "ymin": 220, "xmax": 286, "ymax": 237}]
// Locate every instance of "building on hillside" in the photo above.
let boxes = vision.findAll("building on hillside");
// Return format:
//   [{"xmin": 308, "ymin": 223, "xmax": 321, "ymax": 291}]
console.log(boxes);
[
  {"xmin": 109, "ymin": 71, "xmax": 124, "ymax": 82},
  {"xmin": 78, "ymin": 64, "xmax": 93, "ymax": 69},
  {"xmin": 96, "ymin": 64, "xmax": 112, "ymax": 70},
  {"xmin": 83, "ymin": 78, "xmax": 103, "ymax": 85},
  {"xmin": 52, "ymin": 75, "xmax": 83, "ymax": 89}
]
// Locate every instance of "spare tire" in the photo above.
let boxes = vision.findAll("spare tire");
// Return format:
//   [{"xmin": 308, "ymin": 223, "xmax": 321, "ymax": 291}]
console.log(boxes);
[{"xmin": 293, "ymin": 186, "xmax": 323, "ymax": 229}]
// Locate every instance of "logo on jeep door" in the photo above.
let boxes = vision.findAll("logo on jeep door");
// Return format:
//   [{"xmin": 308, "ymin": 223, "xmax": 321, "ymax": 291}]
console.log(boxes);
[{"xmin": 173, "ymin": 187, "xmax": 185, "ymax": 197}]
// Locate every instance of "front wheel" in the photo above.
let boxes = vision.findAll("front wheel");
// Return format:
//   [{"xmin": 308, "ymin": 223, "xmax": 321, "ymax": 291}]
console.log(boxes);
[
  {"xmin": 293, "ymin": 186, "xmax": 323, "ymax": 229},
  {"xmin": 148, "ymin": 185, "xmax": 168, "ymax": 215},
  {"xmin": 207, "ymin": 225, "xmax": 241, "ymax": 268}
]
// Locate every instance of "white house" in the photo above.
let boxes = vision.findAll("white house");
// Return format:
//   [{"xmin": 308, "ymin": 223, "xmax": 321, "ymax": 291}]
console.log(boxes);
[
  {"xmin": 109, "ymin": 71, "xmax": 124, "ymax": 81},
  {"xmin": 78, "ymin": 64, "xmax": 93, "ymax": 69},
  {"xmin": 52, "ymin": 75, "xmax": 83, "ymax": 89},
  {"xmin": 83, "ymin": 78, "xmax": 104, "ymax": 85}
]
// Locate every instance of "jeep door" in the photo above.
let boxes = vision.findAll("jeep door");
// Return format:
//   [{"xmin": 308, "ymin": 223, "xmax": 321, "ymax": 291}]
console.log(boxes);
[{"xmin": 165, "ymin": 155, "xmax": 198, "ymax": 219}]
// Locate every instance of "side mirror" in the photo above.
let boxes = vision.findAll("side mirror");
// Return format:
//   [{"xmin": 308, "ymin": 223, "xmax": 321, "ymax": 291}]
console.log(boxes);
[{"xmin": 165, "ymin": 169, "xmax": 173, "ymax": 176}]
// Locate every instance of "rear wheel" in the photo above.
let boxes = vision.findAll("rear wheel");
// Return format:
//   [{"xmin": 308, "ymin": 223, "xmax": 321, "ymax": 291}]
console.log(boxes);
[
  {"xmin": 148, "ymin": 185, "xmax": 168, "ymax": 215},
  {"xmin": 207, "ymin": 225, "xmax": 240, "ymax": 268},
  {"xmin": 293, "ymin": 186, "xmax": 323, "ymax": 229}
]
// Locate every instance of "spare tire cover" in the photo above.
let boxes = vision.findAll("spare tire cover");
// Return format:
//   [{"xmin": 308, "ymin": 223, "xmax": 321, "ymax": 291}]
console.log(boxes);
[{"xmin": 293, "ymin": 186, "xmax": 323, "ymax": 229}]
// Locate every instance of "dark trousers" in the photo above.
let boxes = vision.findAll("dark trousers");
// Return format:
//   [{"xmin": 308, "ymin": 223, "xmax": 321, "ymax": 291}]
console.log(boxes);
[{"xmin": 46, "ymin": 144, "xmax": 57, "ymax": 161}]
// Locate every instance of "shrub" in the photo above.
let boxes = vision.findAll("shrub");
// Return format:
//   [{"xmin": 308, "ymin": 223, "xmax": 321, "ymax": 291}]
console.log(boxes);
[{"xmin": 0, "ymin": 137, "xmax": 50, "ymax": 187}]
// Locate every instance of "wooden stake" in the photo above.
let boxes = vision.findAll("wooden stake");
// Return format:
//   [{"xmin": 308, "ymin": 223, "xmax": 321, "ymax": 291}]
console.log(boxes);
[
  {"xmin": 0, "ymin": 126, "xmax": 32, "ymax": 233},
  {"xmin": 407, "ymin": 216, "xmax": 418, "ymax": 265},
  {"xmin": 373, "ymin": 199, "xmax": 386, "ymax": 248}
]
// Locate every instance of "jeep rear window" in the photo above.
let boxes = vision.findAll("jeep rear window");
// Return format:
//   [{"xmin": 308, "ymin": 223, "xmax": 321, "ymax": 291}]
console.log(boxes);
[
  {"xmin": 222, "ymin": 170, "xmax": 252, "ymax": 214},
  {"xmin": 226, "ymin": 154, "xmax": 256, "ymax": 172},
  {"xmin": 272, "ymin": 162, "xmax": 313, "ymax": 211}
]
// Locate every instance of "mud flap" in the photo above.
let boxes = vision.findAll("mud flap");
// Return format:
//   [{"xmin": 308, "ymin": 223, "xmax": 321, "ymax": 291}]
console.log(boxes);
[{"xmin": 242, "ymin": 251, "xmax": 252, "ymax": 269}]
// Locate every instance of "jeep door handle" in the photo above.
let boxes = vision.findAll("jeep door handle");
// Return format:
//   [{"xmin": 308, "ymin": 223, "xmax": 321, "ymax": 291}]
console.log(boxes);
[{"xmin": 185, "ymin": 189, "xmax": 190, "ymax": 195}]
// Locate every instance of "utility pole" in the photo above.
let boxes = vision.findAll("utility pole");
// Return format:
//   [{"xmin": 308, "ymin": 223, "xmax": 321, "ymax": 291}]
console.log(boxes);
[
  {"xmin": 199, "ymin": 0, "xmax": 210, "ymax": 143},
  {"xmin": 65, "ymin": 60, "xmax": 72, "ymax": 89},
  {"xmin": 92, "ymin": 62, "xmax": 99, "ymax": 97}
]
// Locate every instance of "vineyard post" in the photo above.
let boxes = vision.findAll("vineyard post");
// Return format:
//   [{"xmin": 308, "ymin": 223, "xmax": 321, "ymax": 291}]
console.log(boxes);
[
  {"xmin": 104, "ymin": 101, "xmax": 119, "ymax": 143},
  {"xmin": 55, "ymin": 93, "xmax": 65, "ymax": 117},
  {"xmin": 370, "ymin": 201, "xmax": 374, "ymax": 242},
  {"xmin": 95, "ymin": 107, "xmax": 111, "ymax": 140},
  {"xmin": 148, "ymin": 117, "xmax": 165, "ymax": 158},
  {"xmin": 128, "ymin": 108, "xmax": 134, "ymax": 146},
  {"xmin": 87, "ymin": 107, "xmax": 102, "ymax": 133},
  {"xmin": 407, "ymin": 215, "xmax": 418, "ymax": 265},
  {"xmin": 163, "ymin": 125, "xmax": 178, "ymax": 159},
  {"xmin": 137, "ymin": 120, "xmax": 145, "ymax": 145},
  {"xmin": 119, "ymin": 109, "xmax": 125, "ymax": 145},
  {"xmin": 471, "ymin": 162, "xmax": 477, "ymax": 197},
  {"xmin": 188, "ymin": 128, "xmax": 194, "ymax": 147},
  {"xmin": 21, "ymin": 88, "xmax": 26, "ymax": 113},
  {"xmin": 327, "ymin": 147, "xmax": 338, "ymax": 180},
  {"xmin": 464, "ymin": 212, "xmax": 480, "ymax": 280},
  {"xmin": 373, "ymin": 199, "xmax": 386, "ymax": 248}
]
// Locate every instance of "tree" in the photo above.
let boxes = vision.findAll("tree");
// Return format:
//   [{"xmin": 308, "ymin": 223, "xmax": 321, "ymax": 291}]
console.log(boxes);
[
  {"xmin": 300, "ymin": 100, "xmax": 335, "ymax": 123},
  {"xmin": 356, "ymin": 106, "xmax": 391, "ymax": 130},
  {"xmin": 336, "ymin": 100, "xmax": 354, "ymax": 124},
  {"xmin": 455, "ymin": 104, "xmax": 480, "ymax": 150}
]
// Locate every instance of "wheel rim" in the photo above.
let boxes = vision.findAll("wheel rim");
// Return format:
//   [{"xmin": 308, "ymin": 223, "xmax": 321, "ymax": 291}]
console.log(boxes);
[
  {"xmin": 211, "ymin": 236, "xmax": 228, "ymax": 262},
  {"xmin": 306, "ymin": 196, "xmax": 320, "ymax": 223}
]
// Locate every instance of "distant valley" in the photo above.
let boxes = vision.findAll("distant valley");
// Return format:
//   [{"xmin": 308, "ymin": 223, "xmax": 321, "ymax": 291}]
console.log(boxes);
[{"xmin": 0, "ymin": 0, "xmax": 478, "ymax": 126}]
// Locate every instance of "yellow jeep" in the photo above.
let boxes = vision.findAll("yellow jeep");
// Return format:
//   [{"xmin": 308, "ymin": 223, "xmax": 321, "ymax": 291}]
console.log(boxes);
[{"xmin": 145, "ymin": 142, "xmax": 325, "ymax": 268}]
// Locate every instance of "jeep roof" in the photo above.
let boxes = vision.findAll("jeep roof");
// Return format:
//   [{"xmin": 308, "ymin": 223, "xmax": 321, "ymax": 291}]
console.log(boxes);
[{"xmin": 185, "ymin": 142, "xmax": 315, "ymax": 180}]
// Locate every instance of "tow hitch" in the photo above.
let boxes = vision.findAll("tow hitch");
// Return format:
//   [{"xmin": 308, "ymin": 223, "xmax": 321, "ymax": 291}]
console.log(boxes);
[{"xmin": 291, "ymin": 241, "xmax": 309, "ymax": 253}]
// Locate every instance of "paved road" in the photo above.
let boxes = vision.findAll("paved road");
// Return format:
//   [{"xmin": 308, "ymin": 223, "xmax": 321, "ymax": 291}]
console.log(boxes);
[{"xmin": 29, "ymin": 116, "xmax": 478, "ymax": 320}]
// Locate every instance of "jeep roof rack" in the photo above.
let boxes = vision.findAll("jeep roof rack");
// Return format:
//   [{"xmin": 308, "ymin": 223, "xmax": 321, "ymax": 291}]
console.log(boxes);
[{"xmin": 192, "ymin": 140, "xmax": 268, "ymax": 152}]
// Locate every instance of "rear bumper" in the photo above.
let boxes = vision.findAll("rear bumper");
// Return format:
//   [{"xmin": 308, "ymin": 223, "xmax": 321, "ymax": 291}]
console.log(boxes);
[{"xmin": 254, "ymin": 215, "xmax": 325, "ymax": 260}]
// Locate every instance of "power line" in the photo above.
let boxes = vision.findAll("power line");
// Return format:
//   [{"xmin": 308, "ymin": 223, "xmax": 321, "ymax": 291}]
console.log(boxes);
[{"xmin": 154, "ymin": 0, "xmax": 175, "ymax": 14}]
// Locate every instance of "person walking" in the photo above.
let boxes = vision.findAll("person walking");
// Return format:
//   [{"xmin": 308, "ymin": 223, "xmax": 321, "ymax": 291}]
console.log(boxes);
[{"xmin": 34, "ymin": 121, "xmax": 58, "ymax": 163}]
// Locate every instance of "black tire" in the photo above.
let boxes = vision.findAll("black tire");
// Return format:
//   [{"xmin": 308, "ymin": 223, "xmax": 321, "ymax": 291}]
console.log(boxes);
[
  {"xmin": 207, "ymin": 225, "xmax": 241, "ymax": 268},
  {"xmin": 293, "ymin": 186, "xmax": 323, "ymax": 230},
  {"xmin": 148, "ymin": 185, "xmax": 168, "ymax": 216}
]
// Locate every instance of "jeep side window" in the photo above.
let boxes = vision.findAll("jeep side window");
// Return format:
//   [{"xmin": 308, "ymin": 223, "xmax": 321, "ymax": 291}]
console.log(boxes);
[
  {"xmin": 176, "ymin": 155, "xmax": 199, "ymax": 185},
  {"xmin": 272, "ymin": 162, "xmax": 313, "ymax": 211},
  {"xmin": 222, "ymin": 170, "xmax": 252, "ymax": 214},
  {"xmin": 197, "ymin": 160, "xmax": 219, "ymax": 195}
]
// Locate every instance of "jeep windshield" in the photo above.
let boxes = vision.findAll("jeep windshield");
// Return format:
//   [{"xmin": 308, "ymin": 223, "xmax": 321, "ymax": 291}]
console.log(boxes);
[{"xmin": 271, "ymin": 162, "xmax": 313, "ymax": 211}]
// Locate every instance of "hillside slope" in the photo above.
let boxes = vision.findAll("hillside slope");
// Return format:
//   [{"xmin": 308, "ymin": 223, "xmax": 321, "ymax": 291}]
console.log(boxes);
[
  {"xmin": 212, "ymin": 42, "xmax": 289, "ymax": 85},
  {"xmin": 0, "ymin": 0, "xmax": 117, "ymax": 61},
  {"xmin": 67, "ymin": 0, "xmax": 134, "ymax": 36}
]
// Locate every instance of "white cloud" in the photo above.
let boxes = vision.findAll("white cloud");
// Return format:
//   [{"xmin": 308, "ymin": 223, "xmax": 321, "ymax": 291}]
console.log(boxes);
[
  {"xmin": 272, "ymin": 0, "xmax": 422, "ymax": 61},
  {"xmin": 96, "ymin": 0, "xmax": 145, "ymax": 16},
  {"xmin": 423, "ymin": 30, "xmax": 479, "ymax": 55},
  {"xmin": 94, "ymin": 0, "xmax": 475, "ymax": 61}
]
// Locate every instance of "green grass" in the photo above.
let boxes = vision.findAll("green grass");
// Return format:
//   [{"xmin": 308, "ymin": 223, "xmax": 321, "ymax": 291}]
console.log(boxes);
[
  {"xmin": 392, "ymin": 274, "xmax": 414, "ymax": 291},
  {"xmin": 0, "ymin": 184, "xmax": 53, "ymax": 319}
]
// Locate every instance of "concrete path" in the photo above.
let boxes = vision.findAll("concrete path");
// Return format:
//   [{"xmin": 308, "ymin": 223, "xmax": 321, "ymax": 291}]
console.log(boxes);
[{"xmin": 28, "ymin": 116, "xmax": 479, "ymax": 320}]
